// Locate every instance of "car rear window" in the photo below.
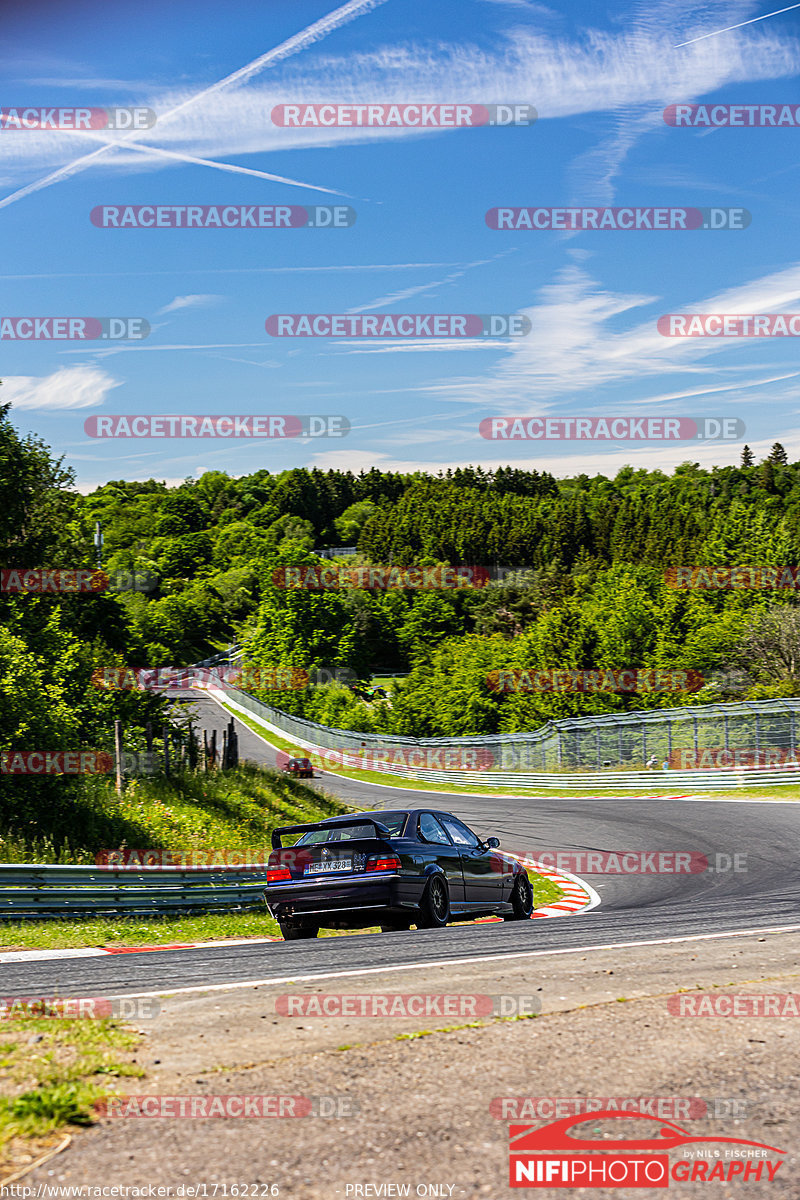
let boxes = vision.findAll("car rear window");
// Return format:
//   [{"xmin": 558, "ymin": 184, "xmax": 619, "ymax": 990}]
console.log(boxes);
[{"xmin": 295, "ymin": 813, "xmax": 407, "ymax": 844}]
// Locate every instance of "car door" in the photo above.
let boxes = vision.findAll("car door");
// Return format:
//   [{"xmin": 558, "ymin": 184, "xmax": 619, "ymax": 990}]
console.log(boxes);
[
  {"xmin": 438, "ymin": 813, "xmax": 509, "ymax": 908},
  {"xmin": 417, "ymin": 812, "xmax": 466, "ymax": 905}
]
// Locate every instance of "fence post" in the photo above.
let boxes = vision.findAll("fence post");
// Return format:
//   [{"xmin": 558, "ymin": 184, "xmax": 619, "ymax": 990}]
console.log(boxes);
[
  {"xmin": 163, "ymin": 727, "xmax": 170, "ymax": 779},
  {"xmin": 188, "ymin": 729, "xmax": 198, "ymax": 770},
  {"xmin": 145, "ymin": 721, "xmax": 153, "ymax": 753},
  {"xmin": 114, "ymin": 719, "xmax": 123, "ymax": 795}
]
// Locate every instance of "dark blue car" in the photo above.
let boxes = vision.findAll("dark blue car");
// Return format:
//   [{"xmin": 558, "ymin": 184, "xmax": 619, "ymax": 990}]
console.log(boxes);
[{"xmin": 265, "ymin": 808, "xmax": 534, "ymax": 940}]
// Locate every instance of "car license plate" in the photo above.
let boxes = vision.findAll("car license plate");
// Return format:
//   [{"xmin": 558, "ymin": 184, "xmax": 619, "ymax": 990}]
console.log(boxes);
[{"xmin": 305, "ymin": 859, "xmax": 352, "ymax": 874}]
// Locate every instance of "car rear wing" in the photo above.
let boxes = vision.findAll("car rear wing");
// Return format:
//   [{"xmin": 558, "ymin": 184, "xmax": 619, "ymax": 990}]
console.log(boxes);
[{"xmin": 271, "ymin": 817, "xmax": 390, "ymax": 849}]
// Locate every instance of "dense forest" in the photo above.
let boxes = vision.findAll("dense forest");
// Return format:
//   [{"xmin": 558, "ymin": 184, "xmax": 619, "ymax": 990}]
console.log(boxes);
[{"xmin": 2, "ymin": 397, "xmax": 800, "ymax": 765}]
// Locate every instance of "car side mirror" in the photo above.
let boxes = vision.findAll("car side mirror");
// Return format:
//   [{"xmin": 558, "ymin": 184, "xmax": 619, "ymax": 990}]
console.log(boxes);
[{"xmin": 485, "ymin": 837, "xmax": 500, "ymax": 849}]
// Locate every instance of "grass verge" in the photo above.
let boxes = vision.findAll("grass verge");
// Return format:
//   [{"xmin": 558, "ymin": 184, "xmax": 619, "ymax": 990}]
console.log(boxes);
[{"xmin": 0, "ymin": 1015, "xmax": 142, "ymax": 1181}]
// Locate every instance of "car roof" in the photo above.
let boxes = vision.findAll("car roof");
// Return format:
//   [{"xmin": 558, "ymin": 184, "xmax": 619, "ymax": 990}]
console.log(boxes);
[
  {"xmin": 310, "ymin": 809, "xmax": 415, "ymax": 826},
  {"xmin": 305, "ymin": 809, "xmax": 468, "ymax": 829}
]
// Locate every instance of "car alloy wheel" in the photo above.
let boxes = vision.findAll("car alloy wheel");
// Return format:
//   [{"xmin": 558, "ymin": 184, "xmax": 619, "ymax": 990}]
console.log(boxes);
[
  {"xmin": 418, "ymin": 875, "xmax": 450, "ymax": 928},
  {"xmin": 504, "ymin": 871, "xmax": 534, "ymax": 920}
]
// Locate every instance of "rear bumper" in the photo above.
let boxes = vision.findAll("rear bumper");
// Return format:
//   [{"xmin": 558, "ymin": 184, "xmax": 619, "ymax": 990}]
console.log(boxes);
[{"xmin": 265, "ymin": 872, "xmax": 411, "ymax": 924}]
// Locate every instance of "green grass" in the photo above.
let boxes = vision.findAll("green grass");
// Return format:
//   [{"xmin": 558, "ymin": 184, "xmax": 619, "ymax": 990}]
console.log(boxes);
[
  {"xmin": 0, "ymin": 763, "xmax": 353, "ymax": 949},
  {"xmin": 0, "ymin": 1015, "xmax": 142, "ymax": 1172},
  {"xmin": 527, "ymin": 871, "xmax": 565, "ymax": 907},
  {"xmin": 0, "ymin": 762, "xmax": 349, "ymax": 865}
]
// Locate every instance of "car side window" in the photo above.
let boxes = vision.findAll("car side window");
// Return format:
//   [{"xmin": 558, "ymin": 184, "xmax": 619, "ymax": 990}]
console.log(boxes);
[
  {"xmin": 439, "ymin": 816, "xmax": 480, "ymax": 848},
  {"xmin": 418, "ymin": 813, "xmax": 451, "ymax": 845}
]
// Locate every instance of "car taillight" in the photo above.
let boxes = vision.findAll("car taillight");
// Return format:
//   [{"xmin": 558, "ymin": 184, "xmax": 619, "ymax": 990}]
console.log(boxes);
[
  {"xmin": 366, "ymin": 855, "xmax": 401, "ymax": 873},
  {"xmin": 267, "ymin": 867, "xmax": 292, "ymax": 884}
]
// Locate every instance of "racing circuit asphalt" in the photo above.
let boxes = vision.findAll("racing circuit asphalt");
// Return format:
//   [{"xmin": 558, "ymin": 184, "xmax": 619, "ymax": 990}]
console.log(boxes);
[{"xmin": 3, "ymin": 691, "xmax": 799, "ymax": 1000}]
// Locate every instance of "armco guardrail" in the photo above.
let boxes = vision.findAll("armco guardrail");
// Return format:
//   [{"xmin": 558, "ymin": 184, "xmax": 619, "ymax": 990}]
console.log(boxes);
[
  {"xmin": 0, "ymin": 864, "xmax": 268, "ymax": 920},
  {"xmin": 200, "ymin": 680, "xmax": 800, "ymax": 790}
]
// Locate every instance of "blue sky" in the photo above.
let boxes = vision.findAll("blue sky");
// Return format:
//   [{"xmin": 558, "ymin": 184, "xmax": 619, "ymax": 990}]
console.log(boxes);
[{"xmin": 1, "ymin": 0, "xmax": 799, "ymax": 490}]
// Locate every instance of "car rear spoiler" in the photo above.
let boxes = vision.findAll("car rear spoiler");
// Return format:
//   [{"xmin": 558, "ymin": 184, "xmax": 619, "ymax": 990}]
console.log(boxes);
[{"xmin": 271, "ymin": 817, "xmax": 391, "ymax": 849}]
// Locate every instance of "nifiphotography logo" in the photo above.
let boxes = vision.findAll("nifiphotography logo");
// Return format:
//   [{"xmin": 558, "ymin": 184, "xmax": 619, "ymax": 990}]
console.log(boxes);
[{"xmin": 508, "ymin": 1111, "xmax": 785, "ymax": 1187}]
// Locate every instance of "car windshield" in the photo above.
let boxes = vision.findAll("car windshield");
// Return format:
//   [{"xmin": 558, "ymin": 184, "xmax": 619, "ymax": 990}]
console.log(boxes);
[{"xmin": 294, "ymin": 812, "xmax": 408, "ymax": 844}]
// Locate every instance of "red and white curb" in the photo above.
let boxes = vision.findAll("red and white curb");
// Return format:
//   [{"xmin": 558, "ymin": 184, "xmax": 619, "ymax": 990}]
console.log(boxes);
[
  {"xmin": 475, "ymin": 854, "xmax": 600, "ymax": 922},
  {"xmin": 0, "ymin": 937, "xmax": 278, "ymax": 964},
  {"xmin": 523, "ymin": 856, "xmax": 600, "ymax": 917}
]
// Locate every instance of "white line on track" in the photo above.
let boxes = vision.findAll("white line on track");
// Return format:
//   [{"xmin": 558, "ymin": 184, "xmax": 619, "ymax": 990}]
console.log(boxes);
[
  {"xmin": 0, "ymin": 948, "xmax": 111, "ymax": 962},
  {"xmin": 103, "ymin": 924, "xmax": 800, "ymax": 1002}
]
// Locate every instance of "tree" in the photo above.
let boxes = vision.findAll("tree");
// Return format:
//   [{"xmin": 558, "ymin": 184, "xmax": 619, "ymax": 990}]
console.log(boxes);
[
  {"xmin": 768, "ymin": 443, "xmax": 788, "ymax": 465},
  {"xmin": 741, "ymin": 445, "xmax": 755, "ymax": 468},
  {"xmin": 730, "ymin": 607, "xmax": 800, "ymax": 683}
]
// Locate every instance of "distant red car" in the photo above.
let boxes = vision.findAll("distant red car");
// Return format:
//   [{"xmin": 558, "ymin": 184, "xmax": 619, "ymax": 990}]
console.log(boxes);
[{"xmin": 281, "ymin": 757, "xmax": 314, "ymax": 778}]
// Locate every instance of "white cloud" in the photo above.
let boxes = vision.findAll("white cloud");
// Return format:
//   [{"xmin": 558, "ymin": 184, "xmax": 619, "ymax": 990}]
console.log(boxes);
[
  {"xmin": 305, "ymin": 433, "xmax": 800, "ymax": 477},
  {"xmin": 417, "ymin": 260, "xmax": 800, "ymax": 408},
  {"xmin": 156, "ymin": 294, "xmax": 225, "ymax": 316},
  {"xmin": 0, "ymin": 15, "xmax": 796, "ymax": 192},
  {"xmin": 0, "ymin": 365, "xmax": 120, "ymax": 410},
  {"xmin": 478, "ymin": 0, "xmax": 557, "ymax": 11}
]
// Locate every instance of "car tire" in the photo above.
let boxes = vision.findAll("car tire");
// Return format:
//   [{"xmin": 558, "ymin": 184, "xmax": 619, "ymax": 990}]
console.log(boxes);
[
  {"xmin": 280, "ymin": 922, "xmax": 319, "ymax": 940},
  {"xmin": 503, "ymin": 871, "xmax": 534, "ymax": 920},
  {"xmin": 417, "ymin": 875, "xmax": 450, "ymax": 928}
]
